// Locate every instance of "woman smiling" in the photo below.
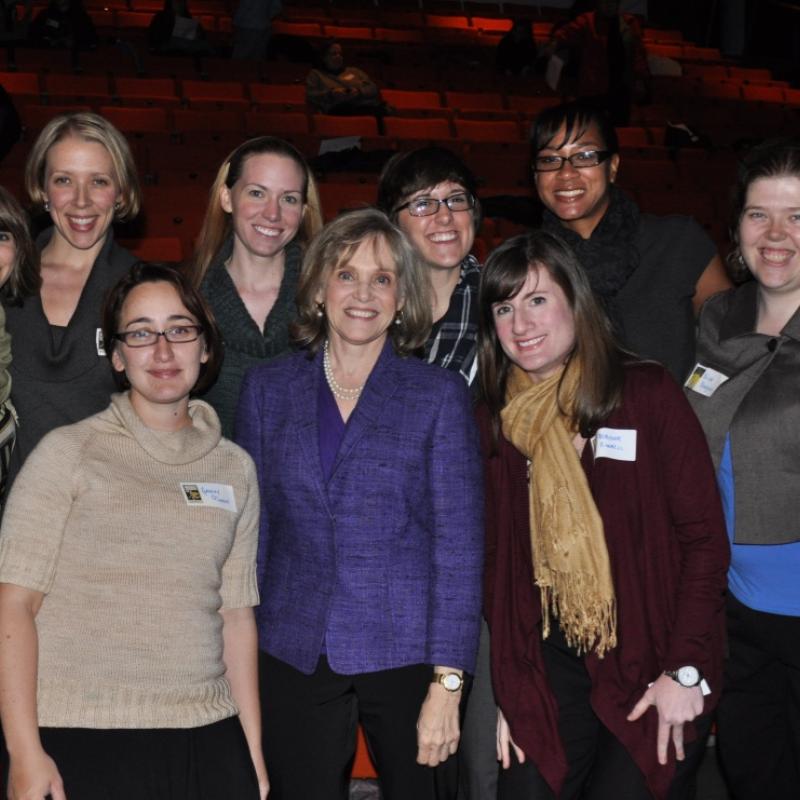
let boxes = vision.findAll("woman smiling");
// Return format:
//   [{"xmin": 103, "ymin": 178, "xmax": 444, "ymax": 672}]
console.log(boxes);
[
  {"xmin": 236, "ymin": 209, "xmax": 483, "ymax": 799},
  {"xmin": 5, "ymin": 112, "xmax": 140, "ymax": 483},
  {"xmin": 0, "ymin": 264, "xmax": 266, "ymax": 800},
  {"xmin": 191, "ymin": 136, "xmax": 323, "ymax": 438}
]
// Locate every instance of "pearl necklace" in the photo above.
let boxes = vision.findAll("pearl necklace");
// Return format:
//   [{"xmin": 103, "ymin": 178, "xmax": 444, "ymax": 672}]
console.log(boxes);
[{"xmin": 323, "ymin": 340, "xmax": 364, "ymax": 402}]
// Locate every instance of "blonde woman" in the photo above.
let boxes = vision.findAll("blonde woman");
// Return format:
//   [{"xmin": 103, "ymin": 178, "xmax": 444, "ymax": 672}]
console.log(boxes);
[
  {"xmin": 190, "ymin": 136, "xmax": 323, "ymax": 437},
  {"xmin": 6, "ymin": 111, "xmax": 140, "ymax": 480}
]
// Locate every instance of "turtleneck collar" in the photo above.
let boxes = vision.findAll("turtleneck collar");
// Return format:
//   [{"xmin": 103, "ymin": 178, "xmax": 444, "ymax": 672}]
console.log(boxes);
[{"xmin": 109, "ymin": 392, "xmax": 222, "ymax": 465}]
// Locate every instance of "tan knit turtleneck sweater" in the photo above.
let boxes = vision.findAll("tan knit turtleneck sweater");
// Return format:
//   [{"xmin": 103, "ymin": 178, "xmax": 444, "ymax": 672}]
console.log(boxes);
[{"xmin": 0, "ymin": 393, "xmax": 260, "ymax": 729}]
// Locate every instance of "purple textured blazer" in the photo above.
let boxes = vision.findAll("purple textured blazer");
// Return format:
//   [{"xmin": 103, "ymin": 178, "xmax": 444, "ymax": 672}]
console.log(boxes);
[{"xmin": 235, "ymin": 341, "xmax": 484, "ymax": 676}]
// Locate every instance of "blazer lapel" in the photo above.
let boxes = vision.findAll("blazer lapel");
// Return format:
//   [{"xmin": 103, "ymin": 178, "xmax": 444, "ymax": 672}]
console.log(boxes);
[
  {"xmin": 289, "ymin": 348, "xmax": 331, "ymax": 512},
  {"xmin": 329, "ymin": 339, "xmax": 401, "ymax": 483}
]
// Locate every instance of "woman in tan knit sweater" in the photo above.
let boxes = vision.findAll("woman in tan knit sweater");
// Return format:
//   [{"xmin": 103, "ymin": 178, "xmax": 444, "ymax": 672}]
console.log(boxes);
[{"xmin": 0, "ymin": 263, "xmax": 268, "ymax": 799}]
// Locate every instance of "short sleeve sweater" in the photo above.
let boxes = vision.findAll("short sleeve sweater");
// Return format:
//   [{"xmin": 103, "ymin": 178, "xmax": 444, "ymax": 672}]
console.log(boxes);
[{"xmin": 0, "ymin": 393, "xmax": 260, "ymax": 729}]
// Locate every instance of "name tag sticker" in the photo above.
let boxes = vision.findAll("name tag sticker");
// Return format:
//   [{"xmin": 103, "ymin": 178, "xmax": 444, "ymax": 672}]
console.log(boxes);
[
  {"xmin": 180, "ymin": 482, "xmax": 237, "ymax": 512},
  {"xmin": 594, "ymin": 428, "xmax": 637, "ymax": 462},
  {"xmin": 684, "ymin": 363, "xmax": 729, "ymax": 397},
  {"xmin": 96, "ymin": 328, "xmax": 106, "ymax": 357}
]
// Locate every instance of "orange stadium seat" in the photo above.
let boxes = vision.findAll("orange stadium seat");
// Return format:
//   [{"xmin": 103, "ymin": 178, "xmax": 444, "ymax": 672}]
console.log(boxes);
[
  {"xmin": 312, "ymin": 114, "xmax": 378, "ymax": 138},
  {"xmin": 172, "ymin": 108, "xmax": 244, "ymax": 132},
  {"xmin": 249, "ymin": 83, "xmax": 307, "ymax": 111},
  {"xmin": 181, "ymin": 80, "xmax": 248, "ymax": 110},
  {"xmin": 383, "ymin": 116, "xmax": 453, "ymax": 141},
  {"xmin": 0, "ymin": 71, "xmax": 40, "ymax": 103},
  {"xmin": 244, "ymin": 111, "xmax": 310, "ymax": 136},
  {"xmin": 455, "ymin": 119, "xmax": 522, "ymax": 143},
  {"xmin": 115, "ymin": 77, "xmax": 180, "ymax": 107},
  {"xmin": 98, "ymin": 106, "xmax": 170, "ymax": 133},
  {"xmin": 44, "ymin": 73, "xmax": 112, "ymax": 104}
]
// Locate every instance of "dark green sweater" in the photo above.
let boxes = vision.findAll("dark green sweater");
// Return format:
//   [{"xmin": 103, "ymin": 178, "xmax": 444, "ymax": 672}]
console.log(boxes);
[{"xmin": 200, "ymin": 238, "xmax": 301, "ymax": 439}]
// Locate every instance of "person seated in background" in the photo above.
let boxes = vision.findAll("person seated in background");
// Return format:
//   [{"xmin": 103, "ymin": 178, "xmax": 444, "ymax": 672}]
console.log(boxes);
[
  {"xmin": 542, "ymin": 0, "xmax": 649, "ymax": 125},
  {"xmin": 29, "ymin": 0, "xmax": 97, "ymax": 51},
  {"xmin": 306, "ymin": 40, "xmax": 387, "ymax": 116},
  {"xmin": 148, "ymin": 0, "xmax": 213, "ymax": 55},
  {"xmin": 496, "ymin": 18, "xmax": 538, "ymax": 77}
]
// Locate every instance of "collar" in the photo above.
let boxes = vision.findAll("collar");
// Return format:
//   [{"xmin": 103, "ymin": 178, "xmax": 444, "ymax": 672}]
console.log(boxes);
[{"xmin": 719, "ymin": 280, "xmax": 800, "ymax": 343}]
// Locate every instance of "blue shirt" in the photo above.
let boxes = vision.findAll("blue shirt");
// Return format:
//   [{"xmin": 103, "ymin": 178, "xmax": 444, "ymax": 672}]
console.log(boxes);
[{"xmin": 719, "ymin": 434, "xmax": 800, "ymax": 616}]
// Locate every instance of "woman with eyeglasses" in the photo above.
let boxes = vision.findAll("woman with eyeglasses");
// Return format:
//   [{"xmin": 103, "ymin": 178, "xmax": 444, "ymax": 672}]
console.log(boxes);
[
  {"xmin": 378, "ymin": 146, "xmax": 488, "ymax": 799},
  {"xmin": 190, "ymin": 136, "xmax": 323, "ymax": 438},
  {"xmin": 0, "ymin": 263, "xmax": 267, "ymax": 800},
  {"xmin": 531, "ymin": 101, "xmax": 731, "ymax": 382},
  {"xmin": 378, "ymin": 146, "xmax": 482, "ymax": 388}
]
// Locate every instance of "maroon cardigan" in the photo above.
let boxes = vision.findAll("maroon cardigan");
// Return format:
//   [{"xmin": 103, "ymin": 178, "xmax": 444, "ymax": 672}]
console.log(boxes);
[{"xmin": 479, "ymin": 362, "xmax": 729, "ymax": 800}]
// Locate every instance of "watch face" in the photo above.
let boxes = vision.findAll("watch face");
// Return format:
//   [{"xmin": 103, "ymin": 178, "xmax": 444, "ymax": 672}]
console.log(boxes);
[
  {"xmin": 677, "ymin": 666, "xmax": 700, "ymax": 686},
  {"xmin": 442, "ymin": 673, "xmax": 462, "ymax": 691}
]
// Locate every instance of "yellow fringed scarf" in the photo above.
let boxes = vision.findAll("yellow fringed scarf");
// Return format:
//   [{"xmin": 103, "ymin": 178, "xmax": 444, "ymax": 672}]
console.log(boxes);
[{"xmin": 501, "ymin": 361, "xmax": 617, "ymax": 657}]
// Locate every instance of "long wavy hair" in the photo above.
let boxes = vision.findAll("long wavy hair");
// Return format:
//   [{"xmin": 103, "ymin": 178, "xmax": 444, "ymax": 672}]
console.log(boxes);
[
  {"xmin": 478, "ymin": 230, "xmax": 627, "ymax": 448},
  {"xmin": 189, "ymin": 136, "xmax": 323, "ymax": 287}
]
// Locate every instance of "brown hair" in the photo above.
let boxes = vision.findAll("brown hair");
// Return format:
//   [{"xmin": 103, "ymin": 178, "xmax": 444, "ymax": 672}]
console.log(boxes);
[
  {"xmin": 377, "ymin": 145, "xmax": 482, "ymax": 234},
  {"xmin": 102, "ymin": 262, "xmax": 222, "ymax": 394},
  {"xmin": 728, "ymin": 137, "xmax": 800, "ymax": 280},
  {"xmin": 0, "ymin": 185, "xmax": 41, "ymax": 303},
  {"xmin": 293, "ymin": 207, "xmax": 432, "ymax": 356},
  {"xmin": 190, "ymin": 136, "xmax": 323, "ymax": 287},
  {"xmin": 25, "ymin": 111, "xmax": 141, "ymax": 221},
  {"xmin": 478, "ymin": 230, "xmax": 626, "ymax": 446}
]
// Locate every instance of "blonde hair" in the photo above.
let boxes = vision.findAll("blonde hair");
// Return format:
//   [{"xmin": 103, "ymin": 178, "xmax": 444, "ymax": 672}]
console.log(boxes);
[
  {"xmin": 293, "ymin": 208, "xmax": 432, "ymax": 356},
  {"xmin": 190, "ymin": 136, "xmax": 323, "ymax": 288},
  {"xmin": 24, "ymin": 111, "xmax": 141, "ymax": 222}
]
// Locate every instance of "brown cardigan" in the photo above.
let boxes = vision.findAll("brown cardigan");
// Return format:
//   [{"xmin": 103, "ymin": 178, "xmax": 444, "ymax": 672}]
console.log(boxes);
[{"xmin": 479, "ymin": 362, "xmax": 729, "ymax": 799}]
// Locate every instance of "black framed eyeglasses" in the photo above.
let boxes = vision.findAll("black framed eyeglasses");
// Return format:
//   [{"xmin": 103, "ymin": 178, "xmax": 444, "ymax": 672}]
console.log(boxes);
[
  {"xmin": 114, "ymin": 325, "xmax": 203, "ymax": 348},
  {"xmin": 396, "ymin": 193, "xmax": 476, "ymax": 217},
  {"xmin": 532, "ymin": 150, "xmax": 614, "ymax": 172}
]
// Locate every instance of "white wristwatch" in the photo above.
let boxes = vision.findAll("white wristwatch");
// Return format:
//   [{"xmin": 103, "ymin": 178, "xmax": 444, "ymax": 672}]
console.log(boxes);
[{"xmin": 432, "ymin": 672, "xmax": 464, "ymax": 692}]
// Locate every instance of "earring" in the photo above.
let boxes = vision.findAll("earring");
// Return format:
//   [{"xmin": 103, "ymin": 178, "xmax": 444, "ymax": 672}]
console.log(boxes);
[
  {"xmin": 316, "ymin": 302, "xmax": 324, "ymax": 318},
  {"xmin": 43, "ymin": 201, "xmax": 50, "ymax": 212},
  {"xmin": 393, "ymin": 311, "xmax": 403, "ymax": 326},
  {"xmin": 114, "ymin": 201, "xmax": 121, "ymax": 211}
]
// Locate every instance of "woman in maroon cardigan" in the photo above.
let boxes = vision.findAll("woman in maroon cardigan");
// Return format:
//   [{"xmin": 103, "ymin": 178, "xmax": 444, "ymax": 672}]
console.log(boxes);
[{"xmin": 476, "ymin": 230, "xmax": 728, "ymax": 800}]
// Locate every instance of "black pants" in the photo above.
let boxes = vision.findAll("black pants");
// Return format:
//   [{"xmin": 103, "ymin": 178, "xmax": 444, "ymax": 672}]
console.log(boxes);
[
  {"xmin": 499, "ymin": 629, "xmax": 710, "ymax": 800},
  {"xmin": 717, "ymin": 593, "xmax": 800, "ymax": 800},
  {"xmin": 260, "ymin": 651, "xmax": 460, "ymax": 800},
  {"xmin": 16, "ymin": 717, "xmax": 259, "ymax": 800}
]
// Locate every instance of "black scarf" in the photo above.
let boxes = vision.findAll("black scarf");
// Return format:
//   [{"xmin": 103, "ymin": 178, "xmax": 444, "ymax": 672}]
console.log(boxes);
[{"xmin": 541, "ymin": 186, "xmax": 640, "ymax": 334}]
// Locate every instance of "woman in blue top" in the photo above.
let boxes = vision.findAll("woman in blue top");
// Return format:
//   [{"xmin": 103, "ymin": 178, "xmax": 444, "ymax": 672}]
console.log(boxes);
[{"xmin": 686, "ymin": 138, "xmax": 800, "ymax": 800}]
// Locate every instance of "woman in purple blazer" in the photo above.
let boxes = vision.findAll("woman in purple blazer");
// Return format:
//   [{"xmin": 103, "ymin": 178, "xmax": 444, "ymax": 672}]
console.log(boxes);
[{"xmin": 235, "ymin": 208, "xmax": 484, "ymax": 800}]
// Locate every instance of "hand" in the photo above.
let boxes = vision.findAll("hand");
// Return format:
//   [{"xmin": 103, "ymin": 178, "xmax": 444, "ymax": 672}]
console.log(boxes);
[
  {"xmin": 8, "ymin": 749, "xmax": 66, "ymax": 800},
  {"xmin": 416, "ymin": 682, "xmax": 461, "ymax": 767},
  {"xmin": 627, "ymin": 674, "xmax": 704, "ymax": 765},
  {"xmin": 496, "ymin": 707, "xmax": 526, "ymax": 769}
]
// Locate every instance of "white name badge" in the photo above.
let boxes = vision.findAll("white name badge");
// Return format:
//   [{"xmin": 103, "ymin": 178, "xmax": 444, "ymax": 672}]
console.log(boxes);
[
  {"xmin": 594, "ymin": 428, "xmax": 637, "ymax": 462},
  {"xmin": 684, "ymin": 363, "xmax": 729, "ymax": 397},
  {"xmin": 96, "ymin": 328, "xmax": 106, "ymax": 357},
  {"xmin": 180, "ymin": 482, "xmax": 237, "ymax": 512}
]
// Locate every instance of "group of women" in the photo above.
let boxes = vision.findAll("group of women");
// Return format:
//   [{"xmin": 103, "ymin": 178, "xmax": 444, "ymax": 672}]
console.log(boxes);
[{"xmin": 0, "ymin": 101, "xmax": 793, "ymax": 800}]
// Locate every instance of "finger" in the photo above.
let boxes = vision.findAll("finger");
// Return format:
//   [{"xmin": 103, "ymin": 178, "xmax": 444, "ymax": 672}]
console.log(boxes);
[
  {"xmin": 512, "ymin": 741, "xmax": 527, "ymax": 765},
  {"xmin": 672, "ymin": 723, "xmax": 685, "ymax": 762},
  {"xmin": 657, "ymin": 721, "xmax": 671, "ymax": 766},
  {"xmin": 627, "ymin": 694, "xmax": 651, "ymax": 722}
]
